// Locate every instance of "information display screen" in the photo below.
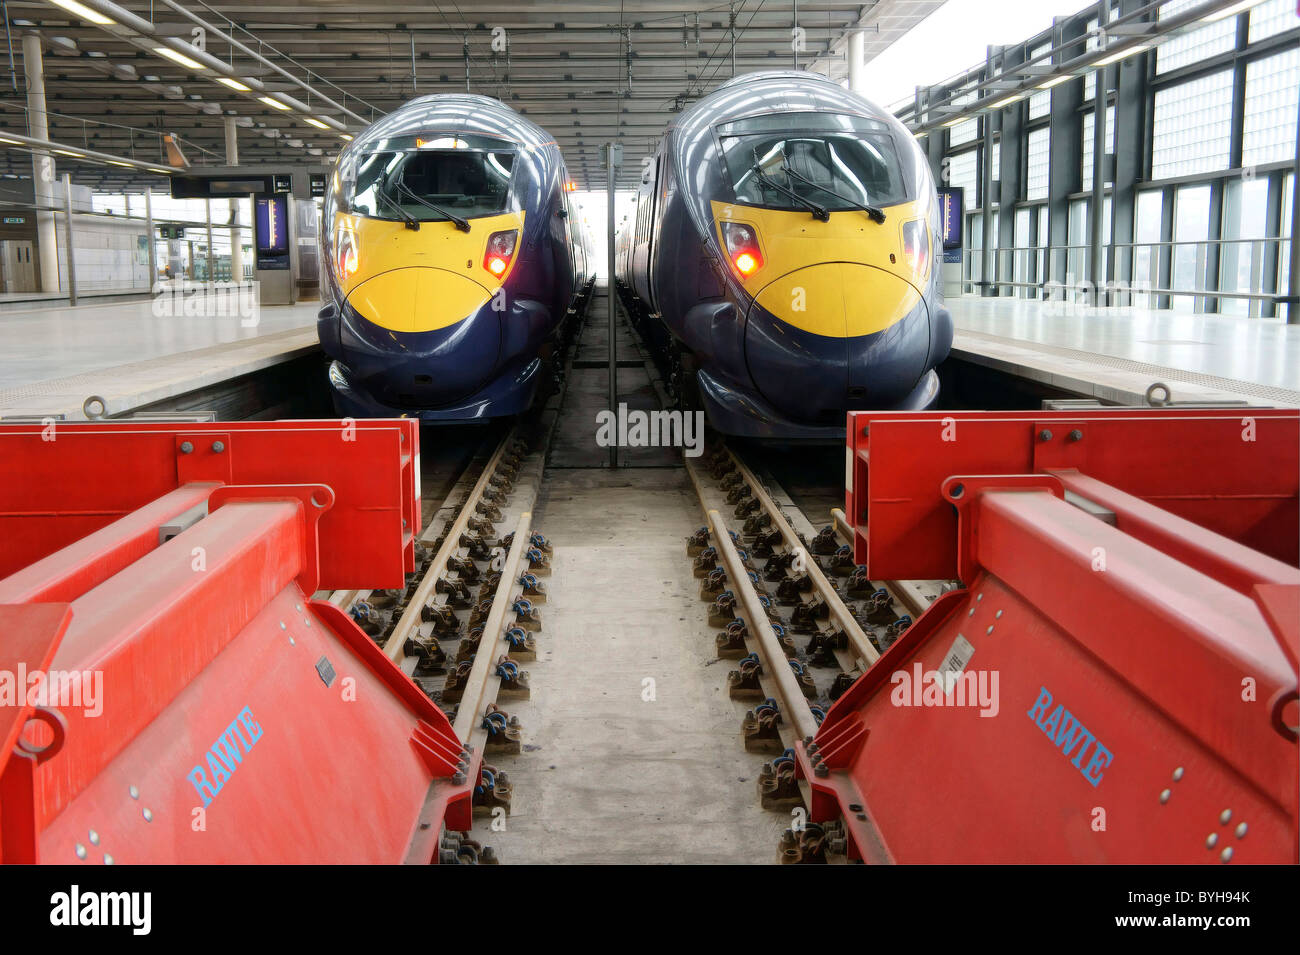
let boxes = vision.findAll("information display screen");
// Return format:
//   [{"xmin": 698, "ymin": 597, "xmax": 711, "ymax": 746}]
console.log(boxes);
[
  {"xmin": 254, "ymin": 194, "xmax": 290, "ymax": 270},
  {"xmin": 937, "ymin": 187, "xmax": 963, "ymax": 251}
]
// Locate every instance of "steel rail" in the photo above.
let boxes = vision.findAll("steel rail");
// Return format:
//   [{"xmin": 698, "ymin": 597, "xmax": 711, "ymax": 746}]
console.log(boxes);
[
  {"xmin": 726, "ymin": 451, "xmax": 879, "ymax": 667},
  {"xmin": 381, "ymin": 428, "xmax": 517, "ymax": 662},
  {"xmin": 454, "ymin": 511, "xmax": 532, "ymax": 743},
  {"xmin": 706, "ymin": 506, "xmax": 820, "ymax": 741}
]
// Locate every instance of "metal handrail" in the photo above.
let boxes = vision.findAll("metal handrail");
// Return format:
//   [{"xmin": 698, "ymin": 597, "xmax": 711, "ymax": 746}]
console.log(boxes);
[{"xmin": 956, "ymin": 235, "xmax": 1292, "ymax": 306}]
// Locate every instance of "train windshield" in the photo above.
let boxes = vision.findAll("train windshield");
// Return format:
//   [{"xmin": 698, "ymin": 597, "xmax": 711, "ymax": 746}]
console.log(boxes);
[
  {"xmin": 718, "ymin": 112, "xmax": 908, "ymax": 212},
  {"xmin": 341, "ymin": 142, "xmax": 516, "ymax": 221}
]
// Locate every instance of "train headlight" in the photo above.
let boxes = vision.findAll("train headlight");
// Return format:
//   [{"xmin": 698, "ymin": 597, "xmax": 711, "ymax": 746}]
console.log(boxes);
[
  {"xmin": 902, "ymin": 219, "xmax": 932, "ymax": 285},
  {"xmin": 484, "ymin": 229, "xmax": 518, "ymax": 277},
  {"xmin": 334, "ymin": 225, "xmax": 360, "ymax": 284},
  {"xmin": 720, "ymin": 222, "xmax": 763, "ymax": 277}
]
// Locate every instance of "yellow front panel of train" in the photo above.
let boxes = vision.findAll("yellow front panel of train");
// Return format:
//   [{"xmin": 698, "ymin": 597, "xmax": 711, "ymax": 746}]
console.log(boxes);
[
  {"xmin": 710, "ymin": 199, "xmax": 929, "ymax": 338},
  {"xmin": 332, "ymin": 210, "xmax": 525, "ymax": 333},
  {"xmin": 748, "ymin": 262, "xmax": 922, "ymax": 338}
]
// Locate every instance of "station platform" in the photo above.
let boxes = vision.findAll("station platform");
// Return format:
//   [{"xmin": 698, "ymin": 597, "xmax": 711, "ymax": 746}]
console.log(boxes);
[
  {"xmin": 0, "ymin": 287, "xmax": 151, "ymax": 310},
  {"xmin": 0, "ymin": 295, "xmax": 320, "ymax": 419},
  {"xmin": 948, "ymin": 297, "xmax": 1300, "ymax": 407}
]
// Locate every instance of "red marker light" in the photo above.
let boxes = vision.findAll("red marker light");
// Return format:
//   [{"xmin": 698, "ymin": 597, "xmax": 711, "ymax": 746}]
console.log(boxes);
[
  {"xmin": 483, "ymin": 229, "xmax": 518, "ymax": 278},
  {"xmin": 334, "ymin": 226, "xmax": 359, "ymax": 283},
  {"xmin": 720, "ymin": 221, "xmax": 763, "ymax": 277},
  {"xmin": 902, "ymin": 219, "xmax": 932, "ymax": 283}
]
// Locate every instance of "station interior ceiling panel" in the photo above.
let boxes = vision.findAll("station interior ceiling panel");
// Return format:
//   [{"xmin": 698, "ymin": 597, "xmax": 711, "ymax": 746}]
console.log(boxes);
[{"xmin": 0, "ymin": 0, "xmax": 946, "ymax": 190}]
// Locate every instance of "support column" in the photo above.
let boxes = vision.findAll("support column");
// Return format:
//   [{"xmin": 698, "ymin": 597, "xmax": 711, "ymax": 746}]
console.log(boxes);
[
  {"xmin": 1088, "ymin": 64, "xmax": 1109, "ymax": 301},
  {"xmin": 979, "ymin": 46, "xmax": 999, "ymax": 297},
  {"xmin": 605, "ymin": 142, "xmax": 619, "ymax": 469},
  {"xmin": 144, "ymin": 187, "xmax": 155, "ymax": 289},
  {"xmin": 22, "ymin": 33, "xmax": 58, "ymax": 293},
  {"xmin": 61, "ymin": 172, "xmax": 76, "ymax": 305},
  {"xmin": 225, "ymin": 116, "xmax": 244, "ymax": 284},
  {"xmin": 847, "ymin": 29, "xmax": 865, "ymax": 94},
  {"xmin": 1287, "ymin": 97, "xmax": 1299, "ymax": 324},
  {"xmin": 1047, "ymin": 17, "xmax": 1085, "ymax": 289}
]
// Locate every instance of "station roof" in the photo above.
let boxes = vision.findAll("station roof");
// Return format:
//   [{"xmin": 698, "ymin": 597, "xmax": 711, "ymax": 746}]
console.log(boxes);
[{"xmin": 0, "ymin": 0, "xmax": 944, "ymax": 192}]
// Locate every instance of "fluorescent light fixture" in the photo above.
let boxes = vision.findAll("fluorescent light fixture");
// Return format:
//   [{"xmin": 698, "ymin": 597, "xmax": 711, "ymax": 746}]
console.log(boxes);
[
  {"xmin": 0, "ymin": 136, "xmax": 21, "ymax": 145},
  {"xmin": 1037, "ymin": 74, "xmax": 1071, "ymax": 90},
  {"xmin": 304, "ymin": 117, "xmax": 329, "ymax": 129},
  {"xmin": 217, "ymin": 76, "xmax": 251, "ymax": 91},
  {"xmin": 49, "ymin": 0, "xmax": 115, "ymax": 25},
  {"xmin": 989, "ymin": 94, "xmax": 1024, "ymax": 110},
  {"xmin": 154, "ymin": 46, "xmax": 205, "ymax": 71},
  {"xmin": 54, "ymin": 149, "xmax": 83, "ymax": 157},
  {"xmin": 942, "ymin": 117, "xmax": 966, "ymax": 128},
  {"xmin": 340, "ymin": 133, "xmax": 354, "ymax": 141},
  {"xmin": 259, "ymin": 95, "xmax": 291, "ymax": 110},
  {"xmin": 1094, "ymin": 43, "xmax": 1151, "ymax": 67},
  {"xmin": 1203, "ymin": 0, "xmax": 1262, "ymax": 23},
  {"xmin": 106, "ymin": 159, "xmax": 134, "ymax": 167}
]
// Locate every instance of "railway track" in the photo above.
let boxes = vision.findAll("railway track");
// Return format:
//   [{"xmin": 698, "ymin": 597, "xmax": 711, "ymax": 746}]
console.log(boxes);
[
  {"xmin": 684, "ymin": 441, "xmax": 951, "ymax": 863},
  {"xmin": 317, "ymin": 287, "xmax": 953, "ymax": 864},
  {"xmin": 323, "ymin": 295, "xmax": 585, "ymax": 864}
]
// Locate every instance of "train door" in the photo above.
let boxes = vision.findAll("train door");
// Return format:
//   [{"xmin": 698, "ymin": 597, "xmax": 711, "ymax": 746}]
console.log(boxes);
[
  {"xmin": 632, "ymin": 156, "xmax": 657, "ymax": 306},
  {"xmin": 556, "ymin": 169, "xmax": 581, "ymax": 298}
]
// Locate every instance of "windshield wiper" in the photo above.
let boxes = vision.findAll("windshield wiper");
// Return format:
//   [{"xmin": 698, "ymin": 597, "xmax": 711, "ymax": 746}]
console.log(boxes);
[
  {"xmin": 393, "ymin": 178, "xmax": 471, "ymax": 232},
  {"xmin": 780, "ymin": 164, "xmax": 887, "ymax": 224},
  {"xmin": 377, "ymin": 190, "xmax": 420, "ymax": 231},
  {"xmin": 750, "ymin": 163, "xmax": 829, "ymax": 222}
]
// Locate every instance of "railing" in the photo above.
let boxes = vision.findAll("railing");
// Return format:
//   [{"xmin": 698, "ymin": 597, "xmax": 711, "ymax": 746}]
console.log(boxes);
[
  {"xmin": 4, "ymin": 200, "xmax": 256, "ymax": 302},
  {"xmin": 957, "ymin": 235, "xmax": 1293, "ymax": 317}
]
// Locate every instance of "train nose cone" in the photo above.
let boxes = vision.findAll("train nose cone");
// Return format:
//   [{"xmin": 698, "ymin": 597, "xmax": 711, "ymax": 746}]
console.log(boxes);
[
  {"xmin": 345, "ymin": 267, "xmax": 501, "ymax": 407},
  {"xmin": 744, "ymin": 263, "xmax": 927, "ymax": 423}
]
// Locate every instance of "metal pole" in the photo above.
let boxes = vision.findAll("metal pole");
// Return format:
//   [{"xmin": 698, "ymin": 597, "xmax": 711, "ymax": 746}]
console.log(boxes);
[
  {"xmin": 606, "ymin": 142, "xmax": 618, "ymax": 469},
  {"xmin": 730, "ymin": 7, "xmax": 736, "ymax": 78},
  {"xmin": 980, "ymin": 46, "xmax": 997, "ymax": 296},
  {"xmin": 61, "ymin": 171, "xmax": 75, "ymax": 305},
  {"xmin": 1288, "ymin": 92, "xmax": 1300, "ymax": 324},
  {"xmin": 205, "ymin": 198, "xmax": 215, "ymax": 286},
  {"xmin": 144, "ymin": 187, "xmax": 154, "ymax": 289},
  {"xmin": 1089, "ymin": 68, "xmax": 1108, "ymax": 304},
  {"xmin": 225, "ymin": 116, "xmax": 243, "ymax": 285}
]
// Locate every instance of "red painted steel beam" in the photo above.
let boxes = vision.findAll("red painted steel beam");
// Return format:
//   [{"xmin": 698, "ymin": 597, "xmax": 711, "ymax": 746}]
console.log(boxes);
[
  {"xmin": 0, "ymin": 420, "xmax": 476, "ymax": 863},
  {"xmin": 1048, "ymin": 470, "xmax": 1300, "ymax": 596},
  {"xmin": 0, "ymin": 484, "xmax": 217, "ymax": 605},
  {"xmin": 961, "ymin": 485, "xmax": 1297, "ymax": 803},
  {"xmin": 0, "ymin": 604, "xmax": 71, "ymax": 864},
  {"xmin": 0, "ymin": 420, "xmax": 420, "ymax": 588},
  {"xmin": 801, "ymin": 489, "xmax": 1298, "ymax": 862},
  {"xmin": 846, "ymin": 410, "xmax": 1300, "ymax": 579},
  {"xmin": 813, "ymin": 410, "xmax": 1300, "ymax": 863},
  {"xmin": 35, "ymin": 496, "xmax": 312, "ymax": 828}
]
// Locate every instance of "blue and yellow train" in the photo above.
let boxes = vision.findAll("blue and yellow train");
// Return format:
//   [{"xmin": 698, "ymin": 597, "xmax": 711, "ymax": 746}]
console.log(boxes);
[
  {"xmin": 318, "ymin": 93, "xmax": 594, "ymax": 421},
  {"xmin": 616, "ymin": 71, "xmax": 952, "ymax": 439}
]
